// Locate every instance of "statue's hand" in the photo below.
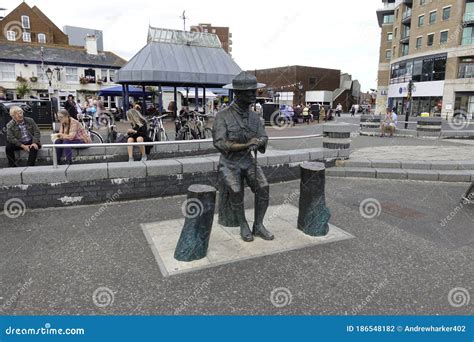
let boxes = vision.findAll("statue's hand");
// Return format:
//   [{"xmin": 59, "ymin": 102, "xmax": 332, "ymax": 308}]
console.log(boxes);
[{"xmin": 247, "ymin": 138, "xmax": 259, "ymax": 148}]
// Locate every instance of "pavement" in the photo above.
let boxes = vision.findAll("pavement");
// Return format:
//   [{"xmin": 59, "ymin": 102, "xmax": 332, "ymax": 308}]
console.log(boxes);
[
  {"xmin": 1, "ymin": 178, "xmax": 472, "ymax": 315},
  {"xmin": 1, "ymin": 113, "xmax": 473, "ymax": 316}
]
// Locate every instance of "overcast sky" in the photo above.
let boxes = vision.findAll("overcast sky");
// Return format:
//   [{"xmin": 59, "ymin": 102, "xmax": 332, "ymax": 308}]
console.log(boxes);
[{"xmin": 4, "ymin": 0, "xmax": 381, "ymax": 91}]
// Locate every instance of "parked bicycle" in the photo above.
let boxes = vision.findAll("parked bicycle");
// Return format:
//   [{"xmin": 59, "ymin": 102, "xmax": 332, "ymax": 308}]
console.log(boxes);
[
  {"xmin": 78, "ymin": 114, "xmax": 104, "ymax": 143},
  {"xmin": 147, "ymin": 114, "xmax": 169, "ymax": 141},
  {"xmin": 175, "ymin": 111, "xmax": 212, "ymax": 140}
]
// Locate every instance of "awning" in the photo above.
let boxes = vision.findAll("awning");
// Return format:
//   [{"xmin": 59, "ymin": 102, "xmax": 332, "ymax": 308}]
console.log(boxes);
[{"xmin": 98, "ymin": 85, "xmax": 153, "ymax": 97}]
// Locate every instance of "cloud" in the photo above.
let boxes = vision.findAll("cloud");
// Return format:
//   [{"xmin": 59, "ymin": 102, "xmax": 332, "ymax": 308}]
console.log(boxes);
[{"xmin": 4, "ymin": 0, "xmax": 380, "ymax": 90}]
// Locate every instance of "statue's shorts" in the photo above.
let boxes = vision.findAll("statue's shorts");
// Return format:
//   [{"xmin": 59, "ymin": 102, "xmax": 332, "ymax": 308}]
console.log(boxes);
[{"xmin": 218, "ymin": 156, "xmax": 269, "ymax": 194}]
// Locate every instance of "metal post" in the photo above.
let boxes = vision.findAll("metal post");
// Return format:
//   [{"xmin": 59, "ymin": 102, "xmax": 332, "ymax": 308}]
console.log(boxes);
[
  {"xmin": 203, "ymin": 86, "xmax": 206, "ymax": 114},
  {"xmin": 142, "ymin": 85, "xmax": 146, "ymax": 115},
  {"xmin": 123, "ymin": 84, "xmax": 130, "ymax": 115},
  {"xmin": 158, "ymin": 85, "xmax": 163, "ymax": 115},
  {"xmin": 173, "ymin": 86, "xmax": 178, "ymax": 119},
  {"xmin": 195, "ymin": 85, "xmax": 199, "ymax": 111},
  {"xmin": 52, "ymin": 145, "xmax": 58, "ymax": 168}
]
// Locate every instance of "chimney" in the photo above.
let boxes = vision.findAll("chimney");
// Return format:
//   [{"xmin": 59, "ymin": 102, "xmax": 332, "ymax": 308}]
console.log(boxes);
[{"xmin": 85, "ymin": 35, "xmax": 98, "ymax": 55}]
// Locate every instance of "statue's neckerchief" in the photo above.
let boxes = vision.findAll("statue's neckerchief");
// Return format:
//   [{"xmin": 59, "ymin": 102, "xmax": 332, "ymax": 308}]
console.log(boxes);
[{"xmin": 230, "ymin": 102, "xmax": 250, "ymax": 129}]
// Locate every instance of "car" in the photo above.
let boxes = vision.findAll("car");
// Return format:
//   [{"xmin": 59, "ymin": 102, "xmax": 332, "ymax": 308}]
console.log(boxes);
[{"xmin": 279, "ymin": 104, "xmax": 294, "ymax": 119}]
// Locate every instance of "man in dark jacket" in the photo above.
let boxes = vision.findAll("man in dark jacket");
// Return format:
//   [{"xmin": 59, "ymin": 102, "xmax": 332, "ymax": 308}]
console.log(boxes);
[
  {"xmin": 64, "ymin": 94, "xmax": 78, "ymax": 120},
  {"xmin": 6, "ymin": 106, "xmax": 41, "ymax": 167}
]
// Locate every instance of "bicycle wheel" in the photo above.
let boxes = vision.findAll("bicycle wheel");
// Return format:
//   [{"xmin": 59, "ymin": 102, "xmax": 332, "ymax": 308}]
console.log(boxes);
[
  {"xmin": 203, "ymin": 128, "xmax": 213, "ymax": 139},
  {"xmin": 158, "ymin": 128, "xmax": 168, "ymax": 141},
  {"xmin": 89, "ymin": 131, "xmax": 104, "ymax": 144},
  {"xmin": 148, "ymin": 128, "xmax": 156, "ymax": 142}
]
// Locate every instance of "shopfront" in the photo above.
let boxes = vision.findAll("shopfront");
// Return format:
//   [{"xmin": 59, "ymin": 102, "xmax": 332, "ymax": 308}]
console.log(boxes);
[{"xmin": 454, "ymin": 92, "xmax": 474, "ymax": 119}]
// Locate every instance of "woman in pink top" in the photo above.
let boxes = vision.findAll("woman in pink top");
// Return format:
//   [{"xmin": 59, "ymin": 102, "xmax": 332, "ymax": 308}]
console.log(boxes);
[{"xmin": 55, "ymin": 109, "xmax": 92, "ymax": 164}]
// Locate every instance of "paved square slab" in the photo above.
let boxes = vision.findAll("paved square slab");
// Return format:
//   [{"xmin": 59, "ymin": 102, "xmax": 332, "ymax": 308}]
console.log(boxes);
[{"xmin": 142, "ymin": 204, "xmax": 354, "ymax": 277}]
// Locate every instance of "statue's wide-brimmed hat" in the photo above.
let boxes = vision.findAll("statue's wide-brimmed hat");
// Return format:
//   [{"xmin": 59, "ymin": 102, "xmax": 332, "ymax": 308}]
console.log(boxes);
[{"xmin": 223, "ymin": 71, "xmax": 266, "ymax": 90}]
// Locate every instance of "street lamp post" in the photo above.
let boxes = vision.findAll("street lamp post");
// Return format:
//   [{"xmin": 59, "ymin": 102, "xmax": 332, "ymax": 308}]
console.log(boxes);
[
  {"xmin": 298, "ymin": 82, "xmax": 303, "ymax": 105},
  {"xmin": 406, "ymin": 79, "xmax": 414, "ymax": 129}
]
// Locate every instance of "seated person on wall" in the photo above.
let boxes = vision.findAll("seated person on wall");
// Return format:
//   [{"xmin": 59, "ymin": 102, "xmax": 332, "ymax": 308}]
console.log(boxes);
[
  {"xmin": 126, "ymin": 109, "xmax": 148, "ymax": 162},
  {"xmin": 54, "ymin": 109, "xmax": 92, "ymax": 165},
  {"xmin": 6, "ymin": 106, "xmax": 42, "ymax": 167},
  {"xmin": 380, "ymin": 107, "xmax": 398, "ymax": 137}
]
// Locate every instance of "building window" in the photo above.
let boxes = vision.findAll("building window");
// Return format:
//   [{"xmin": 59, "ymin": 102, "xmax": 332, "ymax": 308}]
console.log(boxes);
[
  {"xmin": 458, "ymin": 57, "xmax": 474, "ymax": 78},
  {"xmin": 6, "ymin": 30, "xmax": 17, "ymax": 41},
  {"xmin": 401, "ymin": 44, "xmax": 409, "ymax": 56},
  {"xmin": 309, "ymin": 77, "xmax": 316, "ymax": 85},
  {"xmin": 109, "ymin": 70, "xmax": 115, "ymax": 82},
  {"xmin": 0, "ymin": 63, "xmax": 15, "ymax": 80},
  {"xmin": 38, "ymin": 33, "xmax": 46, "ymax": 44},
  {"xmin": 65, "ymin": 67, "xmax": 78, "ymax": 82},
  {"xmin": 418, "ymin": 15, "xmax": 424, "ymax": 27},
  {"xmin": 391, "ymin": 55, "xmax": 447, "ymax": 84},
  {"xmin": 420, "ymin": 0, "xmax": 426, "ymax": 5},
  {"xmin": 22, "ymin": 32, "xmax": 31, "ymax": 42},
  {"xmin": 429, "ymin": 11, "xmax": 437, "ymax": 24},
  {"xmin": 465, "ymin": 1, "xmax": 474, "ymax": 22},
  {"xmin": 454, "ymin": 95, "xmax": 474, "ymax": 118},
  {"xmin": 416, "ymin": 37, "xmax": 423, "ymax": 49},
  {"xmin": 21, "ymin": 15, "xmax": 30, "ymax": 29},
  {"xmin": 462, "ymin": 27, "xmax": 474, "ymax": 45},
  {"xmin": 395, "ymin": 8, "xmax": 399, "ymax": 19},
  {"xmin": 442, "ymin": 7, "xmax": 451, "ymax": 20},
  {"xmin": 394, "ymin": 27, "xmax": 398, "ymax": 38},
  {"xmin": 427, "ymin": 33, "xmax": 435, "ymax": 46},
  {"xmin": 387, "ymin": 32, "xmax": 393, "ymax": 41},
  {"xmin": 101, "ymin": 69, "xmax": 108, "ymax": 82},
  {"xmin": 440, "ymin": 31, "xmax": 449, "ymax": 44},
  {"xmin": 385, "ymin": 50, "xmax": 392, "ymax": 60},
  {"xmin": 383, "ymin": 14, "xmax": 394, "ymax": 24}
]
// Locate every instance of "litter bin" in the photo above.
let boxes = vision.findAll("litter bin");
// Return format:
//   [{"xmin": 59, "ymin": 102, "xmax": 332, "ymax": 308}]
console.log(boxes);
[{"xmin": 262, "ymin": 103, "xmax": 279, "ymax": 126}]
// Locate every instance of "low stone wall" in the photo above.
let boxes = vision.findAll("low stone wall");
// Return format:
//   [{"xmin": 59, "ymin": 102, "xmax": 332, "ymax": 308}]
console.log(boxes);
[{"xmin": 0, "ymin": 148, "xmax": 346, "ymax": 210}]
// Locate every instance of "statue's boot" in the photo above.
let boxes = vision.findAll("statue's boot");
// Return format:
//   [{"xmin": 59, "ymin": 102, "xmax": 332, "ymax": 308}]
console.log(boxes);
[
  {"xmin": 253, "ymin": 186, "xmax": 274, "ymax": 241},
  {"xmin": 230, "ymin": 191, "xmax": 254, "ymax": 242}
]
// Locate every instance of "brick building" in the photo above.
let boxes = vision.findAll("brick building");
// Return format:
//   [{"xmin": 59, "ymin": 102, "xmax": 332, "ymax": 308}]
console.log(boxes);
[
  {"xmin": 252, "ymin": 65, "xmax": 360, "ymax": 110},
  {"xmin": 0, "ymin": 2, "xmax": 126, "ymax": 108},
  {"xmin": 376, "ymin": 0, "xmax": 474, "ymax": 118},
  {"xmin": 190, "ymin": 23, "xmax": 232, "ymax": 54},
  {"xmin": 0, "ymin": 2, "xmax": 68, "ymax": 45}
]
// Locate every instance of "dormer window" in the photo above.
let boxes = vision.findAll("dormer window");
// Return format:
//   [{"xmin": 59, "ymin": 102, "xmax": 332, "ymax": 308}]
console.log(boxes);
[
  {"xmin": 38, "ymin": 33, "xmax": 46, "ymax": 44},
  {"xmin": 21, "ymin": 15, "xmax": 30, "ymax": 29},
  {"xmin": 22, "ymin": 32, "xmax": 31, "ymax": 42},
  {"xmin": 6, "ymin": 31, "xmax": 16, "ymax": 41}
]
